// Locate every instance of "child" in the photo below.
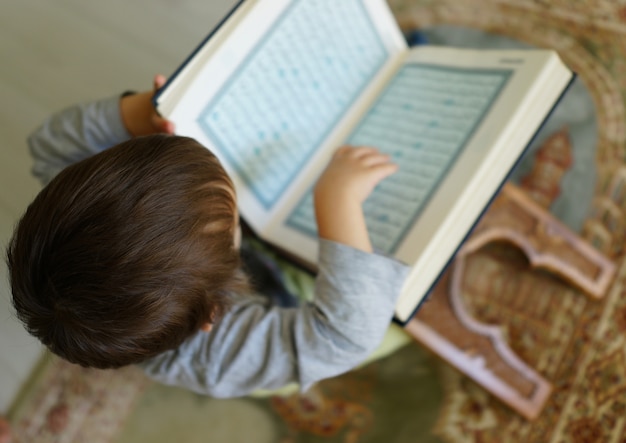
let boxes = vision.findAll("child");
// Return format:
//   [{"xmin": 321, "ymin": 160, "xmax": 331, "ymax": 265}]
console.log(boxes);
[{"xmin": 6, "ymin": 76, "xmax": 409, "ymax": 398}]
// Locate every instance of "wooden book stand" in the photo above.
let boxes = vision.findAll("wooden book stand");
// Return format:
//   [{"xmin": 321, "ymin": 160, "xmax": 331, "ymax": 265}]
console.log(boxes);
[{"xmin": 404, "ymin": 183, "xmax": 616, "ymax": 420}]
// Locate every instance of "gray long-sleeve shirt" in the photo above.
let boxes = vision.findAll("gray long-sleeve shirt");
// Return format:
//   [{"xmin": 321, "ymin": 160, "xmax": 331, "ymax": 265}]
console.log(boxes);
[{"xmin": 27, "ymin": 95, "xmax": 410, "ymax": 397}]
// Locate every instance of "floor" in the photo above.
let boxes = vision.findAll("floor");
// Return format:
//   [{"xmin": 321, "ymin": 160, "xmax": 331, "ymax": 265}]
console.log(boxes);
[{"xmin": 0, "ymin": 0, "xmax": 237, "ymax": 414}]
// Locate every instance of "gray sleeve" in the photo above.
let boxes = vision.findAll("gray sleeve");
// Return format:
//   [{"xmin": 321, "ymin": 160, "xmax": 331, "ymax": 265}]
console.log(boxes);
[
  {"xmin": 28, "ymin": 95, "xmax": 131, "ymax": 186},
  {"xmin": 140, "ymin": 239, "xmax": 410, "ymax": 397}
]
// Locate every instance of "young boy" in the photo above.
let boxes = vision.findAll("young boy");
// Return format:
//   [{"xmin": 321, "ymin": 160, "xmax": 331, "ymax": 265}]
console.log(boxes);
[{"xmin": 6, "ymin": 76, "xmax": 409, "ymax": 398}]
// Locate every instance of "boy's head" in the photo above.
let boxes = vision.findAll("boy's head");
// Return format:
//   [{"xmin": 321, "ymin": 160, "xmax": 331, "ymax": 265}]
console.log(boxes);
[{"xmin": 7, "ymin": 135, "xmax": 247, "ymax": 369}]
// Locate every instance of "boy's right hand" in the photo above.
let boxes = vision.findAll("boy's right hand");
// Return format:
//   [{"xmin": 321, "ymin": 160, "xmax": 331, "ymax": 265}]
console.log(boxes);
[
  {"xmin": 120, "ymin": 74, "xmax": 175, "ymax": 137},
  {"xmin": 314, "ymin": 146, "xmax": 397, "ymax": 252}
]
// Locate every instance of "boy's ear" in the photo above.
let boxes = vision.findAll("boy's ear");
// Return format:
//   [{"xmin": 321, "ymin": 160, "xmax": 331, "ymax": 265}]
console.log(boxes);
[{"xmin": 200, "ymin": 323, "xmax": 213, "ymax": 332}]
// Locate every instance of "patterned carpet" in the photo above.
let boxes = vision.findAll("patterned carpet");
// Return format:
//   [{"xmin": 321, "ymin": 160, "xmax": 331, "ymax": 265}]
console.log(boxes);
[{"xmin": 9, "ymin": 1, "xmax": 626, "ymax": 442}]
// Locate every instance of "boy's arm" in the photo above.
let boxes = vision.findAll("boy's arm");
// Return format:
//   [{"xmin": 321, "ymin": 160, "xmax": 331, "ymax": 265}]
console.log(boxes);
[
  {"xmin": 28, "ymin": 75, "xmax": 173, "ymax": 186},
  {"xmin": 140, "ymin": 239, "xmax": 410, "ymax": 397}
]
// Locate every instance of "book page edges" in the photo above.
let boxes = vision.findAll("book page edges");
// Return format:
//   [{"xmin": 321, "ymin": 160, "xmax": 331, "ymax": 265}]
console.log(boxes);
[{"xmin": 394, "ymin": 53, "xmax": 573, "ymax": 323}]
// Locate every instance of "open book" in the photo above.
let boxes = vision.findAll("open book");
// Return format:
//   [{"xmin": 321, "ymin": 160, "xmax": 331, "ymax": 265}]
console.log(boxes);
[{"xmin": 154, "ymin": 0, "xmax": 574, "ymax": 325}]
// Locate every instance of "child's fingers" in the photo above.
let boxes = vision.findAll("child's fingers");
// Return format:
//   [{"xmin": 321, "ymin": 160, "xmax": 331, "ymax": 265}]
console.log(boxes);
[
  {"xmin": 151, "ymin": 114, "xmax": 175, "ymax": 134},
  {"xmin": 361, "ymin": 152, "xmax": 393, "ymax": 167},
  {"xmin": 150, "ymin": 76, "xmax": 174, "ymax": 134},
  {"xmin": 363, "ymin": 162, "xmax": 399, "ymax": 189},
  {"xmin": 351, "ymin": 146, "xmax": 380, "ymax": 158},
  {"xmin": 334, "ymin": 145, "xmax": 379, "ymax": 159},
  {"xmin": 161, "ymin": 119, "xmax": 175, "ymax": 134},
  {"xmin": 371, "ymin": 162, "xmax": 399, "ymax": 179},
  {"xmin": 332, "ymin": 146, "xmax": 395, "ymax": 172},
  {"xmin": 333, "ymin": 145, "xmax": 356, "ymax": 158},
  {"xmin": 359, "ymin": 162, "xmax": 398, "ymax": 198},
  {"xmin": 351, "ymin": 147, "xmax": 398, "ymax": 169},
  {"xmin": 153, "ymin": 74, "xmax": 167, "ymax": 91}
]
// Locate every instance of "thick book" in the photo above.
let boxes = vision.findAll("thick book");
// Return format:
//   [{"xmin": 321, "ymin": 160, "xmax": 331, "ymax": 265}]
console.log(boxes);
[{"xmin": 154, "ymin": 0, "xmax": 574, "ymax": 325}]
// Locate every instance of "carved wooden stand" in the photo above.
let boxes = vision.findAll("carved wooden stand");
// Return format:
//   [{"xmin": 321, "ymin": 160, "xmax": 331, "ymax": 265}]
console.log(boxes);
[{"xmin": 404, "ymin": 183, "xmax": 616, "ymax": 420}]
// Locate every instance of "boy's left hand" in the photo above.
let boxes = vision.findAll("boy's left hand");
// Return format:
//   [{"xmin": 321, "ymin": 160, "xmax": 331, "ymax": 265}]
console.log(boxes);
[
  {"xmin": 314, "ymin": 146, "xmax": 397, "ymax": 206},
  {"xmin": 120, "ymin": 74, "xmax": 175, "ymax": 137}
]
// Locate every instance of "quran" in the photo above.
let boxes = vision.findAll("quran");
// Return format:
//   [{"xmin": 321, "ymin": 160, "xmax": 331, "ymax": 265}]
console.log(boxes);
[{"xmin": 154, "ymin": 0, "xmax": 574, "ymax": 325}]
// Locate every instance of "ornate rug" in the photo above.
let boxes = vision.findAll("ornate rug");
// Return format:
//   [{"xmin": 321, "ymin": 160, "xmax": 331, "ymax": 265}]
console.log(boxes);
[{"xmin": 8, "ymin": 1, "xmax": 626, "ymax": 442}]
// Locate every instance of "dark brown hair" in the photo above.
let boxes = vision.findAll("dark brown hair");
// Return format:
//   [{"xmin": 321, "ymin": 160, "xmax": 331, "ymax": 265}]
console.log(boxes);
[{"xmin": 7, "ymin": 135, "xmax": 247, "ymax": 369}]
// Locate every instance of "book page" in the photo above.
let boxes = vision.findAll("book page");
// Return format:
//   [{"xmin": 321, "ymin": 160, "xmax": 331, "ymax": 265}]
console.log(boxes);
[
  {"xmin": 189, "ymin": 0, "xmax": 396, "ymax": 211},
  {"xmin": 285, "ymin": 64, "xmax": 513, "ymax": 254}
]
